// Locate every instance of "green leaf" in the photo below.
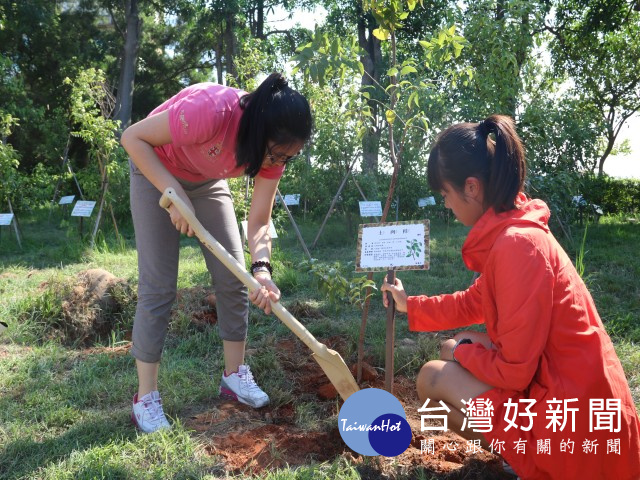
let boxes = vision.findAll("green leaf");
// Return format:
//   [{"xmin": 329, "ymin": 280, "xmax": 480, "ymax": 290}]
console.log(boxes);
[
  {"xmin": 373, "ymin": 28, "xmax": 390, "ymax": 40},
  {"xmin": 331, "ymin": 38, "xmax": 340, "ymax": 57},
  {"xmin": 387, "ymin": 67, "xmax": 399, "ymax": 77},
  {"xmin": 385, "ymin": 109, "xmax": 396, "ymax": 125},
  {"xmin": 408, "ymin": 91, "xmax": 417, "ymax": 109},
  {"xmin": 400, "ymin": 65, "xmax": 417, "ymax": 75}
]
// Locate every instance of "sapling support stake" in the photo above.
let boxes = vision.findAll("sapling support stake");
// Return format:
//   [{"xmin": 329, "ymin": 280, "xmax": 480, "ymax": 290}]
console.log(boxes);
[
  {"xmin": 385, "ymin": 269, "xmax": 396, "ymax": 393},
  {"xmin": 276, "ymin": 189, "xmax": 312, "ymax": 261}
]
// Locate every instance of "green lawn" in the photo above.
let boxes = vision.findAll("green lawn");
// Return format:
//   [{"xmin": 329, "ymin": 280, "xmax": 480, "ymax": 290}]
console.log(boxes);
[{"xmin": 0, "ymin": 208, "xmax": 638, "ymax": 479}]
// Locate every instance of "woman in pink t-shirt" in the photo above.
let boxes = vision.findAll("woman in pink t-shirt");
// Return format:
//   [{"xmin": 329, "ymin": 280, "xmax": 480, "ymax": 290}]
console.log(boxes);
[{"xmin": 121, "ymin": 73, "xmax": 312, "ymax": 433}]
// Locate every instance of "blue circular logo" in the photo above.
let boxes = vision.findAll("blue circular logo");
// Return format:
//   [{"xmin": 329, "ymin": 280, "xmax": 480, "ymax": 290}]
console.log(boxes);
[{"xmin": 338, "ymin": 388, "xmax": 412, "ymax": 456}]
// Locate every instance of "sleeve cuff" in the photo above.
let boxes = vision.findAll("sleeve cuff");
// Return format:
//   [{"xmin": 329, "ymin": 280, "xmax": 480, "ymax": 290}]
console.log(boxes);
[{"xmin": 406, "ymin": 296, "xmax": 422, "ymax": 331}]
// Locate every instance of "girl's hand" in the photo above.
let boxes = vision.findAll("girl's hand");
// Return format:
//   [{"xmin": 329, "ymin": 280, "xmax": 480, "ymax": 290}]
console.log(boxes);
[
  {"xmin": 167, "ymin": 196, "xmax": 195, "ymax": 237},
  {"xmin": 249, "ymin": 273, "xmax": 281, "ymax": 315},
  {"xmin": 380, "ymin": 276, "xmax": 408, "ymax": 313}
]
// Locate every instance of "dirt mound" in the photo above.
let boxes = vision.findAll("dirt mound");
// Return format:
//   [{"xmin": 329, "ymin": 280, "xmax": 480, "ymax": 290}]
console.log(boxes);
[
  {"xmin": 186, "ymin": 336, "xmax": 512, "ymax": 478},
  {"xmin": 59, "ymin": 268, "xmax": 133, "ymax": 345},
  {"xmin": 286, "ymin": 300, "xmax": 324, "ymax": 319}
]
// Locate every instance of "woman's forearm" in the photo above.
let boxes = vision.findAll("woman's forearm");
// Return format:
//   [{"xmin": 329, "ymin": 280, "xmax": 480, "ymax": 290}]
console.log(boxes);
[
  {"xmin": 123, "ymin": 139, "xmax": 182, "ymax": 193},
  {"xmin": 121, "ymin": 110, "xmax": 185, "ymax": 196},
  {"xmin": 247, "ymin": 176, "xmax": 279, "ymax": 266},
  {"xmin": 247, "ymin": 218, "xmax": 272, "ymax": 264}
]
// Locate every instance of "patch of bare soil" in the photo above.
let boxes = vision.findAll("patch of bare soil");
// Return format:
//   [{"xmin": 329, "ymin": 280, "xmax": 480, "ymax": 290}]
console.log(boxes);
[{"xmin": 184, "ymin": 335, "xmax": 513, "ymax": 479}]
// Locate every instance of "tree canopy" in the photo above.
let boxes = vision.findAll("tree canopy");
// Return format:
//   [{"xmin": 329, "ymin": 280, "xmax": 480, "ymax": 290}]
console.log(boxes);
[{"xmin": 0, "ymin": 0, "xmax": 638, "ymax": 221}]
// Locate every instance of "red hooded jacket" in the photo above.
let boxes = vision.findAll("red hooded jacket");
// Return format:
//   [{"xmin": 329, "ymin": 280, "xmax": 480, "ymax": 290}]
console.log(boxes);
[{"xmin": 407, "ymin": 197, "xmax": 640, "ymax": 479}]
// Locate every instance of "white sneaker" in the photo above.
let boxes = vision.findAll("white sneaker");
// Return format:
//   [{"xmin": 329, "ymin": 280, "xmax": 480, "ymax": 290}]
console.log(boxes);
[
  {"xmin": 219, "ymin": 364, "xmax": 270, "ymax": 408},
  {"xmin": 131, "ymin": 390, "xmax": 171, "ymax": 433}
]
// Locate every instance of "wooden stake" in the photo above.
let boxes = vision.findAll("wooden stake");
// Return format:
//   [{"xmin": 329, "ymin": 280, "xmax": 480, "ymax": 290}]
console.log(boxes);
[
  {"xmin": 7, "ymin": 198, "xmax": 22, "ymax": 249},
  {"xmin": 311, "ymin": 157, "xmax": 357, "ymax": 250},
  {"xmin": 385, "ymin": 269, "xmax": 396, "ymax": 394},
  {"xmin": 276, "ymin": 189, "xmax": 312, "ymax": 261}
]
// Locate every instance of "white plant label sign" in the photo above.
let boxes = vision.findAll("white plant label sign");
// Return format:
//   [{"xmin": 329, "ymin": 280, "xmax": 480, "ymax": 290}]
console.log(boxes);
[
  {"xmin": 283, "ymin": 194, "xmax": 300, "ymax": 206},
  {"xmin": 71, "ymin": 201, "xmax": 96, "ymax": 217},
  {"xmin": 358, "ymin": 201, "xmax": 383, "ymax": 217},
  {"xmin": 356, "ymin": 220, "xmax": 430, "ymax": 272},
  {"xmin": 0, "ymin": 214, "xmax": 14, "ymax": 226},
  {"xmin": 418, "ymin": 196, "xmax": 436, "ymax": 207}
]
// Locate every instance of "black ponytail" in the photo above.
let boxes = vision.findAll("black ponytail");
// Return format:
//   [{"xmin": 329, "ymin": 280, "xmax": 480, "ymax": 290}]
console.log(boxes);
[
  {"xmin": 236, "ymin": 73, "xmax": 312, "ymax": 177},
  {"xmin": 427, "ymin": 114, "xmax": 526, "ymax": 213}
]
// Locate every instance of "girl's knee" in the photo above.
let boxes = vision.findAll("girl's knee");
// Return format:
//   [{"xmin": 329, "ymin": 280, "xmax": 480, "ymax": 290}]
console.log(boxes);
[
  {"xmin": 439, "ymin": 338, "xmax": 456, "ymax": 360},
  {"xmin": 417, "ymin": 360, "xmax": 446, "ymax": 402}
]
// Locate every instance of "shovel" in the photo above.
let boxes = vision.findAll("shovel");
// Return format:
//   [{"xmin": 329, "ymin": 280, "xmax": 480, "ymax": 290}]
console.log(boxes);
[{"xmin": 159, "ymin": 187, "xmax": 359, "ymax": 401}]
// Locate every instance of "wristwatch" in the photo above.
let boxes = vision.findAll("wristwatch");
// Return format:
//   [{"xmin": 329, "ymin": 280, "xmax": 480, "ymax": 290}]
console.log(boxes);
[{"xmin": 452, "ymin": 338, "xmax": 472, "ymax": 363}]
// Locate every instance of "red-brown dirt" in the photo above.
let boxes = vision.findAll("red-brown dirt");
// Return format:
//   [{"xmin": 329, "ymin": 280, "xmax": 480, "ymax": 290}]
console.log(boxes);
[
  {"xmin": 184, "ymin": 333, "xmax": 514, "ymax": 479},
  {"xmin": 66, "ymin": 289, "xmax": 513, "ymax": 478}
]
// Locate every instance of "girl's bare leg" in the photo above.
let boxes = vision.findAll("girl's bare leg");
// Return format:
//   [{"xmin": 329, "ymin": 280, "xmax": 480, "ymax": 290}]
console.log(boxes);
[{"xmin": 417, "ymin": 331, "xmax": 495, "ymax": 449}]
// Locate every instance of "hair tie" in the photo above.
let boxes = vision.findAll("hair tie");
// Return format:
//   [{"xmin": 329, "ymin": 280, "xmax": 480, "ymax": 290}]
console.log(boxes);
[
  {"xmin": 478, "ymin": 119, "xmax": 490, "ymax": 136},
  {"xmin": 272, "ymin": 75, "xmax": 288, "ymax": 90}
]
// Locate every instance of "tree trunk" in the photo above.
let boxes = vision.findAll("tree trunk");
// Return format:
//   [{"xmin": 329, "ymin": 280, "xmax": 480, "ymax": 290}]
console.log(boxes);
[
  {"xmin": 598, "ymin": 128, "xmax": 616, "ymax": 176},
  {"xmin": 357, "ymin": 5, "xmax": 382, "ymax": 174},
  {"xmin": 496, "ymin": 0, "xmax": 506, "ymax": 20},
  {"xmin": 256, "ymin": 0, "xmax": 265, "ymax": 40},
  {"xmin": 216, "ymin": 37, "xmax": 224, "ymax": 84},
  {"xmin": 113, "ymin": 0, "xmax": 141, "ymax": 133},
  {"xmin": 224, "ymin": 5, "xmax": 238, "ymax": 81}
]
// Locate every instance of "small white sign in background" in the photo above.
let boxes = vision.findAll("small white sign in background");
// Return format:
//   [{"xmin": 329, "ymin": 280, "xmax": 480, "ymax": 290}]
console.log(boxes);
[
  {"xmin": 241, "ymin": 219, "xmax": 278, "ymax": 241},
  {"xmin": 0, "ymin": 214, "xmax": 14, "ymax": 226},
  {"xmin": 418, "ymin": 196, "xmax": 436, "ymax": 207},
  {"xmin": 283, "ymin": 194, "xmax": 300, "ymax": 206},
  {"xmin": 356, "ymin": 220, "xmax": 430, "ymax": 272},
  {"xmin": 71, "ymin": 201, "xmax": 96, "ymax": 217},
  {"xmin": 59, "ymin": 195, "xmax": 76, "ymax": 205},
  {"xmin": 358, "ymin": 201, "xmax": 383, "ymax": 217}
]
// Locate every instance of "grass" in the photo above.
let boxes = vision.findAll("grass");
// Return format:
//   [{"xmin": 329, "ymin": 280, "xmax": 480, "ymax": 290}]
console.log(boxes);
[{"xmin": 0, "ymin": 207, "xmax": 638, "ymax": 479}]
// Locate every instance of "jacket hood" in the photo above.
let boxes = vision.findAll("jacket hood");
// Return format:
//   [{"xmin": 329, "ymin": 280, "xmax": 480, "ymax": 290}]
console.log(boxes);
[{"xmin": 462, "ymin": 194, "xmax": 551, "ymax": 272}]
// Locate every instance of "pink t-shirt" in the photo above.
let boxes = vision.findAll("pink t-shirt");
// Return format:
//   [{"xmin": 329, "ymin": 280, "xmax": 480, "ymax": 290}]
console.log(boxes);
[{"xmin": 149, "ymin": 83, "xmax": 285, "ymax": 182}]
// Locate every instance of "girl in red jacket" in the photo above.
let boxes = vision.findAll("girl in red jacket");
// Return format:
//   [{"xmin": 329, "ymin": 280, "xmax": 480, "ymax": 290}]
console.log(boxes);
[{"xmin": 381, "ymin": 115, "xmax": 640, "ymax": 479}]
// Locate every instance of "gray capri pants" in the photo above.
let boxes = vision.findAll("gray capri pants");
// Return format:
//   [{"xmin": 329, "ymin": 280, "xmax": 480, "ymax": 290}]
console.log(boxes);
[{"xmin": 129, "ymin": 161, "xmax": 248, "ymax": 363}]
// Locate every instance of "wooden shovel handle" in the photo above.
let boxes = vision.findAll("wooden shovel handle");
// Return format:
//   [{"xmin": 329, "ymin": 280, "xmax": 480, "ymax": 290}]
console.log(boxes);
[{"xmin": 159, "ymin": 188, "xmax": 328, "ymax": 356}]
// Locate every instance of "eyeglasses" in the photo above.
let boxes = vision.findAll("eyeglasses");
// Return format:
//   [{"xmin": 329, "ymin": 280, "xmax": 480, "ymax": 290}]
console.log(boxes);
[{"xmin": 265, "ymin": 145, "xmax": 300, "ymax": 166}]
